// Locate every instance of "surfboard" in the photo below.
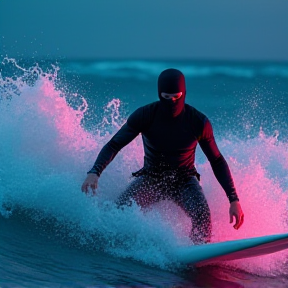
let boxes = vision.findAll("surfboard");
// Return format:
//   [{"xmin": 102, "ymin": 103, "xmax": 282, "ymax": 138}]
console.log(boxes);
[{"xmin": 176, "ymin": 233, "xmax": 288, "ymax": 266}]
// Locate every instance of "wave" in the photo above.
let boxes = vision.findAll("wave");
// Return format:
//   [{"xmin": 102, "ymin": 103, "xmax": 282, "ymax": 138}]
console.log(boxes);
[
  {"xmin": 0, "ymin": 58, "xmax": 287, "ymax": 275},
  {"xmin": 61, "ymin": 60, "xmax": 288, "ymax": 79}
]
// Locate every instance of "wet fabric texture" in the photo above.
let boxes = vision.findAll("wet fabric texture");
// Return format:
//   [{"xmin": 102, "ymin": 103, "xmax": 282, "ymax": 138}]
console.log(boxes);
[
  {"xmin": 117, "ymin": 173, "xmax": 212, "ymax": 244},
  {"xmin": 88, "ymin": 69, "xmax": 238, "ymax": 243},
  {"xmin": 89, "ymin": 102, "xmax": 239, "ymax": 203}
]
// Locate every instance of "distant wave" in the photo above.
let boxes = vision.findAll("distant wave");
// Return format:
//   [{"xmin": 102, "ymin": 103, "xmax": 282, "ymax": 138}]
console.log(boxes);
[{"xmin": 61, "ymin": 60, "xmax": 288, "ymax": 79}]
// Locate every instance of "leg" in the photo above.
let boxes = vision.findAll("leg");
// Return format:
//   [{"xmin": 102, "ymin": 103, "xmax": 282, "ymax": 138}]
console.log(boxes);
[
  {"xmin": 116, "ymin": 175, "xmax": 164, "ymax": 208},
  {"xmin": 173, "ymin": 176, "xmax": 212, "ymax": 244}
]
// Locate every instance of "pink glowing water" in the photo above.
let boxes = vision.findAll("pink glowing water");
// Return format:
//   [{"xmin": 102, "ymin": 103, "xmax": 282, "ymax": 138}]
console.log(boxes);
[{"xmin": 0, "ymin": 59, "xmax": 287, "ymax": 278}]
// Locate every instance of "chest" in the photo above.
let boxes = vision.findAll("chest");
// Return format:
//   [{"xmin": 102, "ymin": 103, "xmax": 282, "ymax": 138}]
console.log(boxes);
[{"xmin": 143, "ymin": 116, "xmax": 198, "ymax": 151}]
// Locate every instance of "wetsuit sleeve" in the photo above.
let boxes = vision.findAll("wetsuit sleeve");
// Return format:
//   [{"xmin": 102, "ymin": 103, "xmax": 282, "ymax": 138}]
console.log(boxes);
[
  {"xmin": 198, "ymin": 119, "xmax": 239, "ymax": 203},
  {"xmin": 88, "ymin": 108, "xmax": 144, "ymax": 176}
]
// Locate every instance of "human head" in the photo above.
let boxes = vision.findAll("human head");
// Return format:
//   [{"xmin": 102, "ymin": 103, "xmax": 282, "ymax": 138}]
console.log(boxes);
[
  {"xmin": 158, "ymin": 68, "xmax": 186, "ymax": 97},
  {"xmin": 157, "ymin": 68, "xmax": 186, "ymax": 117}
]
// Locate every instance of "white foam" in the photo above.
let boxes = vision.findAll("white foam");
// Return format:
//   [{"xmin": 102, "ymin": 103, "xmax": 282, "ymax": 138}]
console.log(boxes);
[{"xmin": 1, "ymin": 58, "xmax": 287, "ymax": 274}]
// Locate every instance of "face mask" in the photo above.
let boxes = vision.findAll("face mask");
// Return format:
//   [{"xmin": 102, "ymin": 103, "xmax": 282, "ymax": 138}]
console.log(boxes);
[{"xmin": 158, "ymin": 68, "xmax": 186, "ymax": 117}]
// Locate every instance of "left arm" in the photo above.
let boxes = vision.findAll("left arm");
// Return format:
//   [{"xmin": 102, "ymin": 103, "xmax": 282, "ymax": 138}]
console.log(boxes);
[{"xmin": 198, "ymin": 119, "xmax": 244, "ymax": 229}]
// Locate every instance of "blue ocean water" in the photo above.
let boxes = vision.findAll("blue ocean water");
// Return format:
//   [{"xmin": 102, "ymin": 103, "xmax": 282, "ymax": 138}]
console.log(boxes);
[{"xmin": 0, "ymin": 57, "xmax": 288, "ymax": 287}]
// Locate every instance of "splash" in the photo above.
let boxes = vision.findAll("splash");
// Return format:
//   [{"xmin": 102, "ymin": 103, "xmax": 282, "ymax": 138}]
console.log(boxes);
[
  {"xmin": 194, "ymin": 130, "xmax": 288, "ymax": 275},
  {"xmin": 0, "ymin": 58, "xmax": 178, "ymax": 269},
  {"xmin": 0, "ymin": 58, "xmax": 287, "ymax": 273}
]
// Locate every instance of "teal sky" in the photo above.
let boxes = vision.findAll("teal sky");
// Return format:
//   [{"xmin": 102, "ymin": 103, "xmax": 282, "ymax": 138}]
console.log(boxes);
[{"xmin": 1, "ymin": 0, "xmax": 287, "ymax": 60}]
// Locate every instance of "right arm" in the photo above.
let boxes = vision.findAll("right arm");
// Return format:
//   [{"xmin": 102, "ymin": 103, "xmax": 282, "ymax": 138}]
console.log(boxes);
[
  {"xmin": 81, "ymin": 123, "xmax": 140, "ymax": 194},
  {"xmin": 198, "ymin": 118, "xmax": 244, "ymax": 230},
  {"xmin": 82, "ymin": 107, "xmax": 146, "ymax": 194},
  {"xmin": 88, "ymin": 123, "xmax": 140, "ymax": 177}
]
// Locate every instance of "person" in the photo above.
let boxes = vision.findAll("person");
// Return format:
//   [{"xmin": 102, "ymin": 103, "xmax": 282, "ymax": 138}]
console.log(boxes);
[{"xmin": 81, "ymin": 68, "xmax": 244, "ymax": 244}]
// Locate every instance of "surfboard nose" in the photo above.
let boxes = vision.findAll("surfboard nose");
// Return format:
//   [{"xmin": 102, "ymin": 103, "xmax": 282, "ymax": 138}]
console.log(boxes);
[{"xmin": 175, "ymin": 233, "xmax": 288, "ymax": 266}]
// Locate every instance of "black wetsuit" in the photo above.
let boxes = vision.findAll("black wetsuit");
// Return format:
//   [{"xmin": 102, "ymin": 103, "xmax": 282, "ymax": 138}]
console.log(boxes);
[{"xmin": 88, "ymin": 69, "xmax": 239, "ymax": 243}]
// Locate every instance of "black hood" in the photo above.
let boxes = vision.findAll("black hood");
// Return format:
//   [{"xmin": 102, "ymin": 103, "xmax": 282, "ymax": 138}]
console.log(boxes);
[{"xmin": 157, "ymin": 68, "xmax": 186, "ymax": 117}]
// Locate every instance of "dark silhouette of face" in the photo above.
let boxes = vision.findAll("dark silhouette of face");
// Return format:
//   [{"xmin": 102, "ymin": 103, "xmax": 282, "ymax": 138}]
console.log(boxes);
[{"xmin": 158, "ymin": 68, "xmax": 186, "ymax": 117}]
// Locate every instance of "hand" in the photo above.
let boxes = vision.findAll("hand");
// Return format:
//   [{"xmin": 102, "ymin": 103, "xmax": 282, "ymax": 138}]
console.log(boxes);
[
  {"xmin": 229, "ymin": 201, "xmax": 244, "ymax": 230},
  {"xmin": 81, "ymin": 173, "xmax": 99, "ymax": 195}
]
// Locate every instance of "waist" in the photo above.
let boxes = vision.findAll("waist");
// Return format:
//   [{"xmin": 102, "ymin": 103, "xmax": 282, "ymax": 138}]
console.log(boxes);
[{"xmin": 132, "ymin": 163, "xmax": 198, "ymax": 179}]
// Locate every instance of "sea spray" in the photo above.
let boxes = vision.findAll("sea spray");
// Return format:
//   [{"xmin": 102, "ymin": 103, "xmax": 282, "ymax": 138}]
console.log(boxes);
[
  {"xmin": 0, "ymin": 58, "xmax": 180, "ymax": 269},
  {"xmin": 0, "ymin": 58, "xmax": 287, "ymax": 274}
]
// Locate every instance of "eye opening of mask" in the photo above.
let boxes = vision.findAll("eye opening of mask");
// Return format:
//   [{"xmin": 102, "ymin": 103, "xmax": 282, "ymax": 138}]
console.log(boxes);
[{"xmin": 161, "ymin": 92, "xmax": 182, "ymax": 100}]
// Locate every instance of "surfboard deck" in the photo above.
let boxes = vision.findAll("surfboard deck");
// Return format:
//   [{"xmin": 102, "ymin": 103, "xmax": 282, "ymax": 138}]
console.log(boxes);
[{"xmin": 176, "ymin": 233, "xmax": 288, "ymax": 266}]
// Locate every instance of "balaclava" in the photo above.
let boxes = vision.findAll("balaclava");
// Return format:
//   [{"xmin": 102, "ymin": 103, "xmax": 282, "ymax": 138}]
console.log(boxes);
[{"xmin": 157, "ymin": 68, "xmax": 186, "ymax": 117}]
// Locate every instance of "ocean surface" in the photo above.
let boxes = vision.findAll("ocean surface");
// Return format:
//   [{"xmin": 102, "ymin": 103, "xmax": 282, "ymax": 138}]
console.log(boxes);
[{"xmin": 0, "ymin": 57, "xmax": 288, "ymax": 287}]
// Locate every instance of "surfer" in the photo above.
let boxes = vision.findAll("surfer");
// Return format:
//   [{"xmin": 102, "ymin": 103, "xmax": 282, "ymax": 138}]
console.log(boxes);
[{"xmin": 81, "ymin": 68, "xmax": 244, "ymax": 244}]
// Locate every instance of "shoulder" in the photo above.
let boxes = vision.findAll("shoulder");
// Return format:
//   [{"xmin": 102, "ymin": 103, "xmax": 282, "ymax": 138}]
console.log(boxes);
[
  {"xmin": 140, "ymin": 101, "xmax": 159, "ymax": 113},
  {"xmin": 185, "ymin": 104, "xmax": 209, "ymax": 124},
  {"xmin": 185, "ymin": 104, "xmax": 212, "ymax": 138},
  {"xmin": 128, "ymin": 101, "xmax": 158, "ymax": 119},
  {"xmin": 127, "ymin": 101, "xmax": 159, "ymax": 131}
]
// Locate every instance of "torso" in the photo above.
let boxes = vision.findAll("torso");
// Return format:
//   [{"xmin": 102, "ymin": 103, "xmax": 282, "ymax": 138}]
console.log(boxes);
[{"xmin": 139, "ymin": 102, "xmax": 207, "ymax": 169}]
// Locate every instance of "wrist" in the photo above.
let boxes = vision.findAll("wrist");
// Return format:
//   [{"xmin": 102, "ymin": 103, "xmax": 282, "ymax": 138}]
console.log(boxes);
[
  {"xmin": 228, "ymin": 195, "xmax": 239, "ymax": 203},
  {"xmin": 230, "ymin": 199, "xmax": 239, "ymax": 205},
  {"xmin": 87, "ymin": 168, "xmax": 100, "ymax": 177}
]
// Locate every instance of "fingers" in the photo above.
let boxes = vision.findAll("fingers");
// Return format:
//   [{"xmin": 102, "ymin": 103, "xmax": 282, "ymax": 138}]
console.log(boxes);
[
  {"xmin": 238, "ymin": 213, "xmax": 244, "ymax": 229},
  {"xmin": 229, "ymin": 201, "xmax": 244, "ymax": 230},
  {"xmin": 81, "ymin": 174, "xmax": 99, "ymax": 195},
  {"xmin": 233, "ymin": 213, "xmax": 244, "ymax": 230},
  {"xmin": 81, "ymin": 181, "xmax": 97, "ymax": 195},
  {"xmin": 233, "ymin": 214, "xmax": 240, "ymax": 229},
  {"xmin": 81, "ymin": 183, "xmax": 88, "ymax": 193},
  {"xmin": 91, "ymin": 183, "xmax": 97, "ymax": 190},
  {"xmin": 90, "ymin": 183, "xmax": 97, "ymax": 196}
]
